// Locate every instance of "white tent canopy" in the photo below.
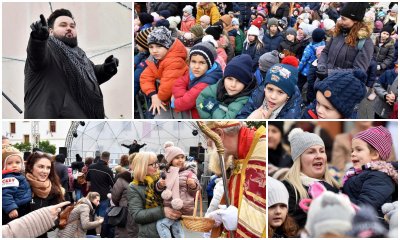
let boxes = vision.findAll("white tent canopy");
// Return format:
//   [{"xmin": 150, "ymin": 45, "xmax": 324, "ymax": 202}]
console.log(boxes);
[{"xmin": 69, "ymin": 121, "xmax": 205, "ymax": 162}]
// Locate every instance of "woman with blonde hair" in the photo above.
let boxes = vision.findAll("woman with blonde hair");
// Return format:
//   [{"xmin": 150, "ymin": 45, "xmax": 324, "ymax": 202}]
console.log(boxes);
[
  {"xmin": 317, "ymin": 2, "xmax": 374, "ymax": 80},
  {"xmin": 57, "ymin": 192, "xmax": 103, "ymax": 238},
  {"xmin": 127, "ymin": 152, "xmax": 181, "ymax": 238},
  {"xmin": 282, "ymin": 128, "xmax": 340, "ymax": 229}
]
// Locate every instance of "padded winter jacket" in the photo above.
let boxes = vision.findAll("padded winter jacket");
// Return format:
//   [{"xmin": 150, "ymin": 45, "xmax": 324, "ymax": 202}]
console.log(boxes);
[
  {"xmin": 140, "ymin": 39, "xmax": 188, "ymax": 102},
  {"xmin": 2, "ymin": 171, "xmax": 32, "ymax": 214}
]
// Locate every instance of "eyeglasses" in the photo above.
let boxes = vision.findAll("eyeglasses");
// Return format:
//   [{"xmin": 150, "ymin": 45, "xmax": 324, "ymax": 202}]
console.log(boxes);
[{"xmin": 148, "ymin": 162, "xmax": 159, "ymax": 168}]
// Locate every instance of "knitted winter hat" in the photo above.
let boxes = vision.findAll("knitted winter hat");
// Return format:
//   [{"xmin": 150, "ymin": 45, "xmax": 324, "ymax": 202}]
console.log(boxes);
[
  {"xmin": 268, "ymin": 177, "xmax": 289, "ymax": 208},
  {"xmin": 183, "ymin": 5, "xmax": 193, "ymax": 15},
  {"xmin": 190, "ymin": 25, "xmax": 204, "ymax": 38},
  {"xmin": 268, "ymin": 18, "xmax": 279, "ymax": 28},
  {"xmin": 390, "ymin": 4, "xmax": 398, "ymax": 13},
  {"xmin": 247, "ymin": 25, "xmax": 260, "ymax": 37},
  {"xmin": 281, "ymin": 56, "xmax": 299, "ymax": 68},
  {"xmin": 347, "ymin": 205, "xmax": 387, "ymax": 237},
  {"xmin": 161, "ymin": 166, "xmax": 183, "ymax": 210},
  {"xmin": 268, "ymin": 121, "xmax": 284, "ymax": 136},
  {"xmin": 232, "ymin": 18, "xmax": 239, "ymax": 26},
  {"xmin": 259, "ymin": 50, "xmax": 280, "ymax": 72},
  {"xmin": 147, "ymin": 26, "xmax": 173, "ymax": 49},
  {"xmin": 190, "ymin": 42, "xmax": 217, "ymax": 69},
  {"xmin": 2, "ymin": 146, "xmax": 23, "ymax": 170},
  {"xmin": 220, "ymin": 14, "xmax": 232, "ymax": 27},
  {"xmin": 257, "ymin": 10, "xmax": 267, "ymax": 19},
  {"xmin": 165, "ymin": 146, "xmax": 185, "ymax": 164},
  {"xmin": 322, "ymin": 19, "xmax": 336, "ymax": 31},
  {"xmin": 374, "ymin": 21, "xmax": 384, "ymax": 30},
  {"xmin": 314, "ymin": 70, "xmax": 367, "ymax": 118},
  {"xmin": 200, "ymin": 15, "xmax": 211, "ymax": 25},
  {"xmin": 340, "ymin": 2, "xmax": 369, "ymax": 22},
  {"xmin": 265, "ymin": 63, "xmax": 298, "ymax": 97},
  {"xmin": 353, "ymin": 126, "xmax": 393, "ymax": 161},
  {"xmin": 288, "ymin": 128, "xmax": 325, "ymax": 161},
  {"xmin": 159, "ymin": 9, "xmax": 171, "ymax": 19},
  {"xmin": 381, "ymin": 25, "xmax": 393, "ymax": 34},
  {"xmin": 135, "ymin": 27, "xmax": 154, "ymax": 51},
  {"xmin": 299, "ymin": 22, "xmax": 317, "ymax": 37},
  {"xmin": 167, "ymin": 16, "xmax": 181, "ymax": 29},
  {"xmin": 202, "ymin": 34, "xmax": 218, "ymax": 48},
  {"xmin": 305, "ymin": 191, "xmax": 356, "ymax": 237},
  {"xmin": 224, "ymin": 54, "xmax": 253, "ymax": 86},
  {"xmin": 155, "ymin": 19, "xmax": 170, "ymax": 28},
  {"xmin": 286, "ymin": 27, "xmax": 297, "ymax": 37},
  {"xmin": 312, "ymin": 28, "xmax": 326, "ymax": 43},
  {"xmin": 251, "ymin": 16, "xmax": 263, "ymax": 29},
  {"xmin": 205, "ymin": 23, "xmax": 223, "ymax": 40},
  {"xmin": 138, "ymin": 12, "xmax": 154, "ymax": 25}
]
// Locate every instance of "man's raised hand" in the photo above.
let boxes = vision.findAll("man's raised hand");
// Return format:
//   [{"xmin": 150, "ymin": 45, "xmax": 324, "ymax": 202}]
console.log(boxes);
[{"xmin": 30, "ymin": 14, "xmax": 49, "ymax": 40}]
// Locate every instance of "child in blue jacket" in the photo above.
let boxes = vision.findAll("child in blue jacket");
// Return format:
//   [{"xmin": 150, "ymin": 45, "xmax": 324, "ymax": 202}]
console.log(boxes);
[{"xmin": 2, "ymin": 146, "xmax": 32, "ymax": 224}]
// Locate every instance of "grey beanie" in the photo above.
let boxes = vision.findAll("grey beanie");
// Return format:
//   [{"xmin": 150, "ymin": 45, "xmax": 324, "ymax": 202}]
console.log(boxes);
[
  {"xmin": 259, "ymin": 50, "xmax": 280, "ymax": 72},
  {"xmin": 288, "ymin": 128, "xmax": 325, "ymax": 161},
  {"xmin": 147, "ymin": 26, "xmax": 173, "ymax": 49},
  {"xmin": 268, "ymin": 18, "xmax": 279, "ymax": 28},
  {"xmin": 268, "ymin": 177, "xmax": 289, "ymax": 208},
  {"xmin": 286, "ymin": 27, "xmax": 297, "ymax": 38}
]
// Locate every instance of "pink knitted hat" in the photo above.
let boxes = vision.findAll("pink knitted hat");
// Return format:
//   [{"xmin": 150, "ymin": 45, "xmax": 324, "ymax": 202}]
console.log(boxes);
[
  {"xmin": 165, "ymin": 146, "xmax": 185, "ymax": 164},
  {"xmin": 354, "ymin": 126, "xmax": 393, "ymax": 160}
]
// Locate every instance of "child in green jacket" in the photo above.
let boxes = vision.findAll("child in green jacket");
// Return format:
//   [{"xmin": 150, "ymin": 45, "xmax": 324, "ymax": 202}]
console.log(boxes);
[{"xmin": 196, "ymin": 54, "xmax": 256, "ymax": 119}]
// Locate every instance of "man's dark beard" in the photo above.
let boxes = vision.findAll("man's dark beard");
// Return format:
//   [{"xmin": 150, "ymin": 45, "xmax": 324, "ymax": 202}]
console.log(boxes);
[{"xmin": 54, "ymin": 35, "xmax": 78, "ymax": 48}]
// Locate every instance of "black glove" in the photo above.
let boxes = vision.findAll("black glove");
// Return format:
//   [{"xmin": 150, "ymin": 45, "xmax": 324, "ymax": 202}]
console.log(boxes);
[
  {"xmin": 30, "ymin": 14, "xmax": 49, "ymax": 40},
  {"xmin": 104, "ymin": 55, "xmax": 119, "ymax": 74}
]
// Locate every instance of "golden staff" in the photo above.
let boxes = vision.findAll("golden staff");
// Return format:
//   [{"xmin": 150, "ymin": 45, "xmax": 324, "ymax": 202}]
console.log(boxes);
[{"xmin": 197, "ymin": 121, "xmax": 234, "ymax": 238}]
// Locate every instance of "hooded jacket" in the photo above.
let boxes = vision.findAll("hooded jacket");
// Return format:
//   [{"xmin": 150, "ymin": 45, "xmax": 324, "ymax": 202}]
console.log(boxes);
[
  {"xmin": 173, "ymin": 63, "xmax": 223, "ymax": 118},
  {"xmin": 374, "ymin": 37, "xmax": 395, "ymax": 72},
  {"xmin": 298, "ymin": 41, "xmax": 326, "ymax": 76},
  {"xmin": 140, "ymin": 39, "xmax": 188, "ymax": 102}
]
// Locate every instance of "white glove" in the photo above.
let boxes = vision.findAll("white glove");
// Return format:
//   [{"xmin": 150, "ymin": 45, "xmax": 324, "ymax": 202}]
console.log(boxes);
[
  {"xmin": 377, "ymin": 65, "xmax": 381, "ymax": 70},
  {"xmin": 206, "ymin": 211, "xmax": 223, "ymax": 227},
  {"xmin": 218, "ymin": 205, "xmax": 238, "ymax": 231}
]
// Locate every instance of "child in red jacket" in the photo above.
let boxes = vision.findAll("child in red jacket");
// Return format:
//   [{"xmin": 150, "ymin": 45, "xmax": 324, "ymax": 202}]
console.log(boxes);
[{"xmin": 172, "ymin": 42, "xmax": 223, "ymax": 118}]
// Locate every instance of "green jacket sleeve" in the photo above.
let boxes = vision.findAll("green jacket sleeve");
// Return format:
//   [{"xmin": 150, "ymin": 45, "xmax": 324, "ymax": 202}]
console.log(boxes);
[
  {"xmin": 196, "ymin": 84, "xmax": 218, "ymax": 119},
  {"xmin": 212, "ymin": 96, "xmax": 250, "ymax": 119}
]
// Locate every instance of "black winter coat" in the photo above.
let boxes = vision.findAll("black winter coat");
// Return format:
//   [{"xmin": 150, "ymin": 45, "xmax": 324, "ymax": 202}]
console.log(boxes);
[
  {"xmin": 86, "ymin": 160, "xmax": 114, "ymax": 200},
  {"xmin": 342, "ymin": 169, "xmax": 395, "ymax": 218},
  {"xmin": 24, "ymin": 36, "xmax": 115, "ymax": 119},
  {"xmin": 263, "ymin": 32, "xmax": 284, "ymax": 53},
  {"xmin": 278, "ymin": 39, "xmax": 302, "ymax": 57},
  {"xmin": 242, "ymin": 41, "xmax": 266, "ymax": 72},
  {"xmin": 282, "ymin": 180, "xmax": 339, "ymax": 228},
  {"xmin": 373, "ymin": 38, "xmax": 395, "ymax": 72}
]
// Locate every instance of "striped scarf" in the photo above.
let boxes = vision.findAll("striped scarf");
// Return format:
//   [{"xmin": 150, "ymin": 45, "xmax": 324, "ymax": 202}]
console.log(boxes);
[{"xmin": 132, "ymin": 174, "xmax": 162, "ymax": 209}]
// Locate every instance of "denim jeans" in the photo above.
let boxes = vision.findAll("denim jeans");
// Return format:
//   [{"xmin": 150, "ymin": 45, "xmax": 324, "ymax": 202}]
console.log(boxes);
[
  {"xmin": 156, "ymin": 217, "xmax": 184, "ymax": 238},
  {"xmin": 96, "ymin": 199, "xmax": 109, "ymax": 217},
  {"xmin": 75, "ymin": 189, "xmax": 82, "ymax": 201}
]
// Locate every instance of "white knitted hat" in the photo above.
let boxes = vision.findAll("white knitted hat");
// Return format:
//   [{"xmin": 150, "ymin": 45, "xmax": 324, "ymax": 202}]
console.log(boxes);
[{"xmin": 268, "ymin": 177, "xmax": 289, "ymax": 208}]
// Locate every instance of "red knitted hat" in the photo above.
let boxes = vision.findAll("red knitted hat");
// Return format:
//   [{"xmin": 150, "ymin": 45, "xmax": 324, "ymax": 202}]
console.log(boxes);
[
  {"xmin": 354, "ymin": 126, "xmax": 393, "ymax": 160},
  {"xmin": 251, "ymin": 16, "xmax": 263, "ymax": 29}
]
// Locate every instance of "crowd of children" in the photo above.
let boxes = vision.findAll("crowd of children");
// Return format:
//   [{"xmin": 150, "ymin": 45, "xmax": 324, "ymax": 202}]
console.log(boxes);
[{"xmin": 134, "ymin": 2, "xmax": 398, "ymax": 119}]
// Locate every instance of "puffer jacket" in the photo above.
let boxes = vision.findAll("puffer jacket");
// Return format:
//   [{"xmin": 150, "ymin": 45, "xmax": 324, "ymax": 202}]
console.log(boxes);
[
  {"xmin": 342, "ymin": 169, "xmax": 395, "ymax": 218},
  {"xmin": 195, "ymin": 3, "xmax": 221, "ymax": 25},
  {"xmin": 57, "ymin": 197, "xmax": 102, "ymax": 238},
  {"xmin": 374, "ymin": 37, "xmax": 395, "ymax": 73},
  {"xmin": 196, "ymin": 81, "xmax": 251, "ymax": 119},
  {"xmin": 140, "ymin": 39, "xmax": 188, "ymax": 102},
  {"xmin": 2, "ymin": 171, "xmax": 32, "ymax": 214},
  {"xmin": 127, "ymin": 183, "xmax": 165, "ymax": 238},
  {"xmin": 262, "ymin": 32, "xmax": 284, "ymax": 52},
  {"xmin": 111, "ymin": 171, "xmax": 138, "ymax": 238},
  {"xmin": 237, "ymin": 85, "xmax": 302, "ymax": 119},
  {"xmin": 172, "ymin": 63, "xmax": 223, "ymax": 118},
  {"xmin": 298, "ymin": 41, "xmax": 326, "ymax": 76},
  {"xmin": 278, "ymin": 39, "xmax": 302, "ymax": 57},
  {"xmin": 162, "ymin": 164, "xmax": 200, "ymax": 215},
  {"xmin": 180, "ymin": 15, "xmax": 195, "ymax": 33},
  {"xmin": 318, "ymin": 32, "xmax": 374, "ymax": 72}
]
